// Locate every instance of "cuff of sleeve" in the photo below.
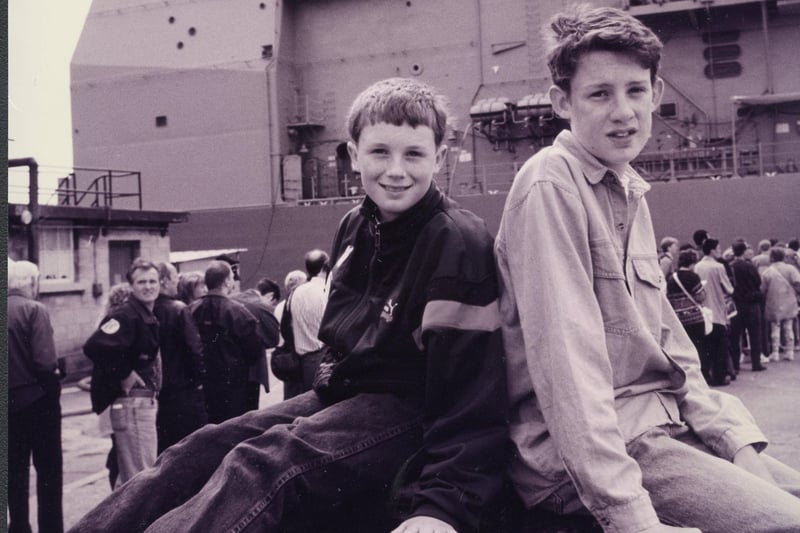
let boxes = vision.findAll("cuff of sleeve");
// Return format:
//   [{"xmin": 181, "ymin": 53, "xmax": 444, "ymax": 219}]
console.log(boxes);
[
  {"xmin": 713, "ymin": 426, "xmax": 768, "ymax": 460},
  {"xmin": 591, "ymin": 492, "xmax": 659, "ymax": 533}
]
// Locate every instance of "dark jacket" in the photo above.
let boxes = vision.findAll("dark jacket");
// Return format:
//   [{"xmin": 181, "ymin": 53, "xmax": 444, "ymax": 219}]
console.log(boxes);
[
  {"xmin": 84, "ymin": 297, "xmax": 160, "ymax": 414},
  {"xmin": 153, "ymin": 294, "xmax": 205, "ymax": 397},
  {"xmin": 188, "ymin": 294, "xmax": 262, "ymax": 386},
  {"xmin": 317, "ymin": 185, "xmax": 509, "ymax": 532},
  {"xmin": 730, "ymin": 257, "xmax": 763, "ymax": 305},
  {"xmin": 232, "ymin": 289, "xmax": 280, "ymax": 391},
  {"xmin": 8, "ymin": 290, "xmax": 60, "ymax": 413}
]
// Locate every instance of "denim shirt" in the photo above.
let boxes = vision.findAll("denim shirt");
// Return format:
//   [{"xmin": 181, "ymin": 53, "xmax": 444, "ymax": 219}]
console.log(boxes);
[{"xmin": 495, "ymin": 131, "xmax": 766, "ymax": 533}]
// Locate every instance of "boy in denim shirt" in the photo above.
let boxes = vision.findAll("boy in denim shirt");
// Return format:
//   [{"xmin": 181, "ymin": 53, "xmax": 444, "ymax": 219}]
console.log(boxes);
[
  {"xmin": 495, "ymin": 6, "xmax": 800, "ymax": 532},
  {"xmin": 69, "ymin": 78, "xmax": 508, "ymax": 533}
]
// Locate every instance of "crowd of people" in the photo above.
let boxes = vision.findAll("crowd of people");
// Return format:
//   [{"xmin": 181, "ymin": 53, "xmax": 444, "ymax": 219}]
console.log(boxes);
[
  {"xmin": 661, "ymin": 232, "xmax": 800, "ymax": 387},
  {"xmin": 10, "ymin": 5, "xmax": 800, "ymax": 532}
]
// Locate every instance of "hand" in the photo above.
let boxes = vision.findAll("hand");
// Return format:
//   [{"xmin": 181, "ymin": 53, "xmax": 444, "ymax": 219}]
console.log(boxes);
[
  {"xmin": 641, "ymin": 524, "xmax": 700, "ymax": 532},
  {"xmin": 733, "ymin": 445, "xmax": 776, "ymax": 485},
  {"xmin": 120, "ymin": 370, "xmax": 145, "ymax": 395},
  {"xmin": 391, "ymin": 515, "xmax": 457, "ymax": 533}
]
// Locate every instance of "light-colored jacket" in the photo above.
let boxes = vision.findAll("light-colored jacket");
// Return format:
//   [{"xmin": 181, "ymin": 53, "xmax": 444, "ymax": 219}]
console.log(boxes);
[
  {"xmin": 495, "ymin": 130, "xmax": 766, "ymax": 533},
  {"xmin": 761, "ymin": 262, "xmax": 800, "ymax": 321},
  {"xmin": 693, "ymin": 256, "xmax": 734, "ymax": 326}
]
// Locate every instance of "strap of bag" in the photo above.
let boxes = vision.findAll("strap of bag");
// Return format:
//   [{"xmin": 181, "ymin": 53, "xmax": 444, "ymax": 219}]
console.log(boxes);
[{"xmin": 672, "ymin": 272, "xmax": 702, "ymax": 309}]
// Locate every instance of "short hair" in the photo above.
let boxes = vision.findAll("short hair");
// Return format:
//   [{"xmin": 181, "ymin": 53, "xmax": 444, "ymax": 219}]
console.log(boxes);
[
  {"xmin": 702, "ymin": 238, "xmax": 720, "ymax": 256},
  {"xmin": 769, "ymin": 247, "xmax": 786, "ymax": 263},
  {"xmin": 304, "ymin": 249, "xmax": 330, "ymax": 278},
  {"xmin": 256, "ymin": 277, "xmax": 280, "ymax": 299},
  {"xmin": 692, "ymin": 230, "xmax": 710, "ymax": 248},
  {"xmin": 177, "ymin": 271, "xmax": 205, "ymax": 305},
  {"xmin": 154, "ymin": 261, "xmax": 177, "ymax": 282},
  {"xmin": 732, "ymin": 241, "xmax": 747, "ymax": 257},
  {"xmin": 126, "ymin": 258, "xmax": 158, "ymax": 284},
  {"xmin": 660, "ymin": 236, "xmax": 678, "ymax": 253},
  {"xmin": 679, "ymin": 242, "xmax": 695, "ymax": 252},
  {"xmin": 8, "ymin": 260, "xmax": 39, "ymax": 291},
  {"xmin": 758, "ymin": 239, "xmax": 772, "ymax": 252},
  {"xmin": 284, "ymin": 270, "xmax": 307, "ymax": 292},
  {"xmin": 204, "ymin": 260, "xmax": 232, "ymax": 291},
  {"xmin": 788, "ymin": 238, "xmax": 799, "ymax": 252},
  {"xmin": 346, "ymin": 77, "xmax": 449, "ymax": 147},
  {"xmin": 678, "ymin": 249, "xmax": 698, "ymax": 269},
  {"xmin": 544, "ymin": 6, "xmax": 663, "ymax": 92}
]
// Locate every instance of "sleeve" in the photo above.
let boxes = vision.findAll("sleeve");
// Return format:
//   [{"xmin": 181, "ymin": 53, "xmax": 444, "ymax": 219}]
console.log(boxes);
[
  {"xmin": 408, "ymin": 218, "xmax": 509, "ymax": 533},
  {"xmin": 720, "ymin": 267, "xmax": 734, "ymax": 295},
  {"xmin": 689, "ymin": 272, "xmax": 707, "ymax": 303},
  {"xmin": 179, "ymin": 304, "xmax": 206, "ymax": 383},
  {"xmin": 659, "ymin": 293, "xmax": 768, "ymax": 458},
  {"xmin": 30, "ymin": 304, "xmax": 59, "ymax": 377},
  {"xmin": 83, "ymin": 312, "xmax": 137, "ymax": 381},
  {"xmin": 495, "ymin": 177, "xmax": 659, "ymax": 532}
]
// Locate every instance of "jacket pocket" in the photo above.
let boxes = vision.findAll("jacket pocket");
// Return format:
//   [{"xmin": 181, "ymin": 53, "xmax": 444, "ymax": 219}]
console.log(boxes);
[{"xmin": 110, "ymin": 402, "xmax": 128, "ymax": 431}]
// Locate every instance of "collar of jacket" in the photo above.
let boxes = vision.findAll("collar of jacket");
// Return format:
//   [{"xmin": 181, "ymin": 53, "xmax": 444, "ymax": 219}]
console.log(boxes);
[
  {"xmin": 359, "ymin": 183, "xmax": 444, "ymax": 246},
  {"xmin": 554, "ymin": 130, "xmax": 651, "ymax": 196},
  {"xmin": 128, "ymin": 295, "xmax": 158, "ymax": 324}
]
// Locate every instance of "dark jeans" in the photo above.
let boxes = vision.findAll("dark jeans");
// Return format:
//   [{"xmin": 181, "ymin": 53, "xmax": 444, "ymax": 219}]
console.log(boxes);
[
  {"xmin": 9, "ymin": 388, "xmax": 63, "ymax": 533},
  {"xmin": 156, "ymin": 386, "xmax": 209, "ymax": 454},
  {"xmin": 203, "ymin": 381, "xmax": 252, "ymax": 425},
  {"xmin": 729, "ymin": 302, "xmax": 764, "ymax": 370},
  {"xmin": 682, "ymin": 322, "xmax": 709, "ymax": 383},
  {"xmin": 704, "ymin": 324, "xmax": 730, "ymax": 385},
  {"xmin": 68, "ymin": 391, "xmax": 425, "ymax": 533}
]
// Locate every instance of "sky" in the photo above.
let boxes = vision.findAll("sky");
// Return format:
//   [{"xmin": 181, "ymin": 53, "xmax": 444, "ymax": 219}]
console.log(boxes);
[{"xmin": 8, "ymin": 0, "xmax": 94, "ymax": 201}]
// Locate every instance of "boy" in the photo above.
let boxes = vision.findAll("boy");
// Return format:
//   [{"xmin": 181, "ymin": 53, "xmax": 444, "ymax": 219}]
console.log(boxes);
[
  {"xmin": 69, "ymin": 78, "xmax": 508, "ymax": 533},
  {"xmin": 494, "ymin": 6, "xmax": 800, "ymax": 533}
]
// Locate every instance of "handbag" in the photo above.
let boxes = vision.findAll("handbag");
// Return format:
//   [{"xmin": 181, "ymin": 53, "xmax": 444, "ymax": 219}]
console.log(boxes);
[
  {"xmin": 673, "ymin": 273, "xmax": 713, "ymax": 335},
  {"xmin": 269, "ymin": 293, "xmax": 303, "ymax": 382}
]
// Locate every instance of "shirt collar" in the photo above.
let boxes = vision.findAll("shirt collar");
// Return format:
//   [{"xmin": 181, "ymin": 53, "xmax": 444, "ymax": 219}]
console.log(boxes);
[{"xmin": 554, "ymin": 130, "xmax": 651, "ymax": 196}]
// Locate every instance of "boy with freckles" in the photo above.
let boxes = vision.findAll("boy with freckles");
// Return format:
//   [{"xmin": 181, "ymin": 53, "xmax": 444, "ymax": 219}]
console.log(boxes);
[
  {"xmin": 495, "ymin": 6, "xmax": 800, "ymax": 533},
  {"xmin": 69, "ymin": 78, "xmax": 507, "ymax": 533}
]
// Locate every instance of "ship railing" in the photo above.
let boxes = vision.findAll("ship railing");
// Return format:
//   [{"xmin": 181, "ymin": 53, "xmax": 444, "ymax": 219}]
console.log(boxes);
[{"xmin": 55, "ymin": 168, "xmax": 143, "ymax": 209}]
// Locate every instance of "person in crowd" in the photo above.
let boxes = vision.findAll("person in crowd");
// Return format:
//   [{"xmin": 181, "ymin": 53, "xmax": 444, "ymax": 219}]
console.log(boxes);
[
  {"xmin": 666, "ymin": 250, "xmax": 710, "ymax": 380},
  {"xmin": 84, "ymin": 258, "xmax": 162, "ymax": 488},
  {"xmin": 176, "ymin": 270, "xmax": 206, "ymax": 305},
  {"xmin": 729, "ymin": 240, "xmax": 767, "ymax": 372},
  {"xmin": 494, "ymin": 6, "xmax": 800, "ymax": 532},
  {"xmin": 692, "ymin": 229, "xmax": 709, "ymax": 258},
  {"xmin": 694, "ymin": 238, "xmax": 736, "ymax": 385},
  {"xmin": 659, "ymin": 236, "xmax": 679, "ymax": 278},
  {"xmin": 190, "ymin": 260, "xmax": 263, "ymax": 423},
  {"xmin": 786, "ymin": 238, "xmax": 800, "ymax": 271},
  {"xmin": 752, "ymin": 239, "xmax": 773, "ymax": 272},
  {"xmin": 280, "ymin": 249, "xmax": 330, "ymax": 399},
  {"xmin": 761, "ymin": 247, "xmax": 800, "ymax": 361},
  {"xmin": 96, "ymin": 283, "xmax": 134, "ymax": 489},
  {"xmin": 231, "ymin": 277, "xmax": 281, "ymax": 409},
  {"xmin": 8, "ymin": 260, "xmax": 64, "ymax": 533},
  {"xmin": 68, "ymin": 76, "xmax": 508, "ymax": 533},
  {"xmin": 153, "ymin": 261, "xmax": 207, "ymax": 454},
  {"xmin": 273, "ymin": 268, "xmax": 307, "ymax": 340}
]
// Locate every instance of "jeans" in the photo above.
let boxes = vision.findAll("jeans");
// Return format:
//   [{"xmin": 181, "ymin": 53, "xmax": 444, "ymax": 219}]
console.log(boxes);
[
  {"xmin": 729, "ymin": 302, "xmax": 764, "ymax": 369},
  {"xmin": 546, "ymin": 425, "xmax": 800, "ymax": 532},
  {"xmin": 703, "ymin": 324, "xmax": 731, "ymax": 385},
  {"xmin": 111, "ymin": 396, "xmax": 158, "ymax": 488},
  {"xmin": 769, "ymin": 319, "xmax": 795, "ymax": 360},
  {"xmin": 156, "ymin": 386, "xmax": 208, "ymax": 454},
  {"xmin": 68, "ymin": 391, "xmax": 426, "ymax": 533},
  {"xmin": 8, "ymin": 389, "xmax": 63, "ymax": 533}
]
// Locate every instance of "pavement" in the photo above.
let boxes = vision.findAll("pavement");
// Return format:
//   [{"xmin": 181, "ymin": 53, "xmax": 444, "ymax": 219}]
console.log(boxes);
[{"xmin": 19, "ymin": 358, "xmax": 800, "ymax": 530}]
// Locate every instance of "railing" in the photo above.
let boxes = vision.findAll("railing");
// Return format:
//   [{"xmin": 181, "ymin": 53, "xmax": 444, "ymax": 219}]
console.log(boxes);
[{"xmin": 56, "ymin": 168, "xmax": 143, "ymax": 209}]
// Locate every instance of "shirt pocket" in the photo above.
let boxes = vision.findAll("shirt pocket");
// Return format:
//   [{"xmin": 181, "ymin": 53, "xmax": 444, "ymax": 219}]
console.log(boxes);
[
  {"xmin": 631, "ymin": 255, "xmax": 664, "ymax": 340},
  {"xmin": 590, "ymin": 239, "xmax": 637, "ymax": 335}
]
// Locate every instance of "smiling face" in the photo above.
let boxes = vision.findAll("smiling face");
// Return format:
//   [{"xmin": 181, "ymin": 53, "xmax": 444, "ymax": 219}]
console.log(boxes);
[
  {"xmin": 549, "ymin": 50, "xmax": 663, "ymax": 175},
  {"xmin": 130, "ymin": 267, "xmax": 160, "ymax": 308},
  {"xmin": 348, "ymin": 122, "xmax": 446, "ymax": 222}
]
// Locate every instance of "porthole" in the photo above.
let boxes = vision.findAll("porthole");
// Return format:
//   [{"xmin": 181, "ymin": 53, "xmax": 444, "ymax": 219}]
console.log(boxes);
[{"xmin": 410, "ymin": 63, "xmax": 423, "ymax": 76}]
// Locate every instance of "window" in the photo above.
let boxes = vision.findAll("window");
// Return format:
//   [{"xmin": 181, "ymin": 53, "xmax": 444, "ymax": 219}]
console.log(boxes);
[
  {"xmin": 39, "ymin": 227, "xmax": 76, "ymax": 283},
  {"xmin": 109, "ymin": 241, "xmax": 140, "ymax": 286}
]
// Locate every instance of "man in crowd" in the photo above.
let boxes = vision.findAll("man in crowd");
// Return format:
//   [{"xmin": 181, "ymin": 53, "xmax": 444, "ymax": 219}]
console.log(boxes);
[
  {"xmin": 190, "ymin": 260, "xmax": 263, "ymax": 422},
  {"xmin": 659, "ymin": 236, "xmax": 679, "ymax": 278},
  {"xmin": 8, "ymin": 260, "xmax": 64, "ymax": 533},
  {"xmin": 232, "ymin": 277, "xmax": 281, "ymax": 409},
  {"xmin": 729, "ymin": 240, "xmax": 766, "ymax": 372},
  {"xmin": 84, "ymin": 258, "xmax": 162, "ymax": 487},
  {"xmin": 153, "ymin": 261, "xmax": 207, "ymax": 453}
]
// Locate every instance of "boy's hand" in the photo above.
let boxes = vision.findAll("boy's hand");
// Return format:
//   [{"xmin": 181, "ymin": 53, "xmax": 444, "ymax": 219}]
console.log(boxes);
[
  {"xmin": 391, "ymin": 515, "xmax": 457, "ymax": 533},
  {"xmin": 733, "ymin": 445, "xmax": 776, "ymax": 485},
  {"xmin": 120, "ymin": 369, "xmax": 145, "ymax": 395}
]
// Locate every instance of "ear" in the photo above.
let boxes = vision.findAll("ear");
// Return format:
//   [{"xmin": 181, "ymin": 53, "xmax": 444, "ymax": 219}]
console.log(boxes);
[
  {"xmin": 651, "ymin": 76, "xmax": 665, "ymax": 110},
  {"xmin": 347, "ymin": 141, "xmax": 360, "ymax": 172},
  {"xmin": 433, "ymin": 144, "xmax": 448, "ymax": 173},
  {"xmin": 549, "ymin": 85, "xmax": 571, "ymax": 120}
]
